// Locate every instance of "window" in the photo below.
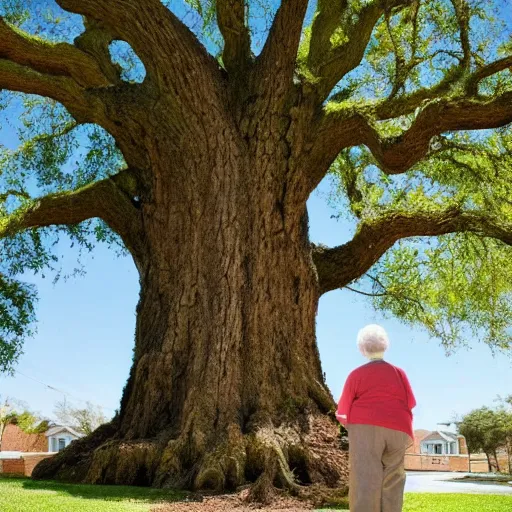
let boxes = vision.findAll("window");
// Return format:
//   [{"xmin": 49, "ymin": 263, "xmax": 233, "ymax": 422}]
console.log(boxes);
[
  {"xmin": 58, "ymin": 438, "xmax": 66, "ymax": 452},
  {"xmin": 450, "ymin": 442, "xmax": 457, "ymax": 454},
  {"xmin": 423, "ymin": 443, "xmax": 443, "ymax": 454},
  {"xmin": 51, "ymin": 438, "xmax": 58, "ymax": 452}
]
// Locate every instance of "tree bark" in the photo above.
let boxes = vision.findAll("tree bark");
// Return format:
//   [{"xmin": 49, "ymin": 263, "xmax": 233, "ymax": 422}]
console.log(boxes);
[
  {"xmin": 33, "ymin": 104, "xmax": 347, "ymax": 495},
  {"xmin": 493, "ymin": 450, "xmax": 501, "ymax": 473}
]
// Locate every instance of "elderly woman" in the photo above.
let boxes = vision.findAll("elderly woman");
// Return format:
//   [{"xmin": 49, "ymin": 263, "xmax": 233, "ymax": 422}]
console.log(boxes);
[{"xmin": 336, "ymin": 324, "xmax": 416, "ymax": 512}]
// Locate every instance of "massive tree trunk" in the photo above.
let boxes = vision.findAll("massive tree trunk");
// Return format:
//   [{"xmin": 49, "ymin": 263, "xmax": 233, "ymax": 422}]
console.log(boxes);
[{"xmin": 33, "ymin": 106, "xmax": 348, "ymax": 495}]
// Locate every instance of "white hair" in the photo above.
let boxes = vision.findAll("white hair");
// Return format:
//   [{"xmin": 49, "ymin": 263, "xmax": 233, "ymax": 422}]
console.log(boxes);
[{"xmin": 357, "ymin": 324, "xmax": 389, "ymax": 359}]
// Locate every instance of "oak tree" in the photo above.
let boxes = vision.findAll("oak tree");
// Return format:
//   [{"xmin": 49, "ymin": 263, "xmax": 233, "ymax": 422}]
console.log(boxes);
[{"xmin": 0, "ymin": 0, "xmax": 511, "ymax": 495}]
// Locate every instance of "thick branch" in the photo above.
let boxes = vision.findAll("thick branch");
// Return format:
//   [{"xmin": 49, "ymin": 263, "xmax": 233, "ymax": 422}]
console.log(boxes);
[
  {"xmin": 255, "ymin": 0, "xmax": 309, "ymax": 93},
  {"xmin": 0, "ymin": 169, "xmax": 144, "ymax": 265},
  {"xmin": 313, "ymin": 207, "xmax": 512, "ymax": 295},
  {"xmin": 312, "ymin": 2, "xmax": 382, "ymax": 101},
  {"xmin": 0, "ymin": 17, "xmax": 146, "ymax": 138},
  {"xmin": 0, "ymin": 60, "xmax": 105, "ymax": 123},
  {"xmin": 216, "ymin": 0, "xmax": 251, "ymax": 75},
  {"xmin": 371, "ymin": 50, "xmax": 511, "ymax": 121},
  {"xmin": 362, "ymin": 93, "xmax": 512, "ymax": 174},
  {"xmin": 308, "ymin": 0, "xmax": 348, "ymax": 70},
  {"xmin": 74, "ymin": 17, "xmax": 122, "ymax": 85},
  {"xmin": 0, "ymin": 17, "xmax": 112, "ymax": 88},
  {"xmin": 308, "ymin": 0, "xmax": 414, "ymax": 102},
  {"xmin": 56, "ymin": 0, "xmax": 220, "ymax": 91},
  {"xmin": 467, "ymin": 55, "xmax": 512, "ymax": 94},
  {"xmin": 312, "ymin": 91, "xmax": 512, "ymax": 182}
]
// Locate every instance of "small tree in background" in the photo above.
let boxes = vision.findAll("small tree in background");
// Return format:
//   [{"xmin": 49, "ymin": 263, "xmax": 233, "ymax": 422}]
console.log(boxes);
[
  {"xmin": 458, "ymin": 406, "xmax": 509, "ymax": 473},
  {"xmin": 496, "ymin": 396, "xmax": 512, "ymax": 474},
  {"xmin": 54, "ymin": 399, "xmax": 107, "ymax": 436}
]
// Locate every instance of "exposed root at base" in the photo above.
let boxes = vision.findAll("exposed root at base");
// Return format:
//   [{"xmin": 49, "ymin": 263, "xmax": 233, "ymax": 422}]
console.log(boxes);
[{"xmin": 32, "ymin": 414, "xmax": 348, "ymax": 505}]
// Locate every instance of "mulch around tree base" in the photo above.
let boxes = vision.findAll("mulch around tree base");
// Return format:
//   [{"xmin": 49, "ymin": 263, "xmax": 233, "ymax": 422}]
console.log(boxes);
[{"xmin": 152, "ymin": 491, "xmax": 315, "ymax": 511}]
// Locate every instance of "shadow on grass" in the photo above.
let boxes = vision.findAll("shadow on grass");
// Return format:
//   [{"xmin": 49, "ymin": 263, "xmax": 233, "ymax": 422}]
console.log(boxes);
[{"xmin": 1, "ymin": 475, "xmax": 187, "ymax": 504}]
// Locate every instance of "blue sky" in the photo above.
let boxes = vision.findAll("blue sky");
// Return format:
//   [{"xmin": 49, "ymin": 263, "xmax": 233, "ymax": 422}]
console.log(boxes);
[
  {"xmin": 0, "ymin": 177, "xmax": 511, "ymax": 431},
  {"xmin": 0, "ymin": 0, "xmax": 511, "ymax": 433}
]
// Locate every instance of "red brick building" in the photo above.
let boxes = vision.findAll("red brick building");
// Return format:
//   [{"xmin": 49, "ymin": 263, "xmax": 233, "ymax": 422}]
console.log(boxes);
[
  {"xmin": 405, "ymin": 428, "xmax": 470, "ymax": 472},
  {"xmin": 0, "ymin": 424, "xmax": 47, "ymax": 452},
  {"xmin": 0, "ymin": 424, "xmax": 84, "ymax": 476}
]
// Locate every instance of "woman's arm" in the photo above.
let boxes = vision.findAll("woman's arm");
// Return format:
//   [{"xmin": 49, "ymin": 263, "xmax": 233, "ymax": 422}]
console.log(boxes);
[
  {"xmin": 400, "ymin": 369, "xmax": 417, "ymax": 410},
  {"xmin": 336, "ymin": 373, "xmax": 356, "ymax": 425}
]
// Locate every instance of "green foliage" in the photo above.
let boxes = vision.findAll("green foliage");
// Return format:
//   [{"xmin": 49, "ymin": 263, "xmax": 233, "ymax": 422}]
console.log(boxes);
[
  {"xmin": 13, "ymin": 410, "xmax": 49, "ymax": 434},
  {"xmin": 457, "ymin": 404, "xmax": 512, "ymax": 472},
  {"xmin": 369, "ymin": 235, "xmax": 512, "ymax": 352},
  {"xmin": 0, "ymin": 0, "xmax": 29, "ymax": 26},
  {"xmin": 0, "ymin": 397, "xmax": 17, "ymax": 434},
  {"xmin": 332, "ymin": 0, "xmax": 509, "ymax": 100},
  {"xmin": 329, "ymin": 128, "xmax": 512, "ymax": 353},
  {"xmin": 0, "ymin": 275, "xmax": 35, "ymax": 373},
  {"xmin": 0, "ymin": 0, "xmax": 82, "ymax": 42}
]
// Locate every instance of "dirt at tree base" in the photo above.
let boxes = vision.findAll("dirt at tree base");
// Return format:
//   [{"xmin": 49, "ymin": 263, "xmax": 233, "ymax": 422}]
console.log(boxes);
[{"xmin": 152, "ymin": 491, "xmax": 316, "ymax": 511}]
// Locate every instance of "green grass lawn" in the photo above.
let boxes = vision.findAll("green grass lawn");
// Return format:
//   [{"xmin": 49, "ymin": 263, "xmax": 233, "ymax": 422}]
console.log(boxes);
[
  {"xmin": 402, "ymin": 493, "xmax": 512, "ymax": 511},
  {"xmin": 0, "ymin": 475, "xmax": 186, "ymax": 512},
  {"xmin": 1, "ymin": 476, "xmax": 512, "ymax": 511},
  {"xmin": 319, "ymin": 493, "xmax": 512, "ymax": 511}
]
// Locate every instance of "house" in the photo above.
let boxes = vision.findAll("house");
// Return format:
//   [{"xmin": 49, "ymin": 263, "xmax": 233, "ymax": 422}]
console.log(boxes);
[
  {"xmin": 0, "ymin": 424, "xmax": 84, "ymax": 477},
  {"xmin": 46, "ymin": 425, "xmax": 84, "ymax": 452},
  {"xmin": 406, "ymin": 425, "xmax": 510, "ymax": 473},
  {"xmin": 1, "ymin": 423, "xmax": 84, "ymax": 454},
  {"xmin": 420, "ymin": 430, "xmax": 463, "ymax": 455},
  {"xmin": 405, "ymin": 426, "xmax": 469, "ymax": 472}
]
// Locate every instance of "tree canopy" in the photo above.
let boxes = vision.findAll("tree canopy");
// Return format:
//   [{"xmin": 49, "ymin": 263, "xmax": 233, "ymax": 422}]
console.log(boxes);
[
  {"xmin": 0, "ymin": 0, "xmax": 511, "ymax": 372},
  {"xmin": 458, "ymin": 402, "xmax": 512, "ymax": 472}
]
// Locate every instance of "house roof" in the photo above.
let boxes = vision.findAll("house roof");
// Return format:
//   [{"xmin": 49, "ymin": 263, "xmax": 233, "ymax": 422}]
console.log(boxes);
[
  {"xmin": 421, "ymin": 430, "xmax": 459, "ymax": 443},
  {"xmin": 439, "ymin": 431, "xmax": 459, "ymax": 442},
  {"xmin": 413, "ymin": 429, "xmax": 431, "ymax": 441},
  {"xmin": 45, "ymin": 425, "xmax": 84, "ymax": 438}
]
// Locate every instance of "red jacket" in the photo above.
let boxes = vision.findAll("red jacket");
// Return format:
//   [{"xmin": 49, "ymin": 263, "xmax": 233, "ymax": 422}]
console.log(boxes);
[{"xmin": 336, "ymin": 360, "xmax": 416, "ymax": 439}]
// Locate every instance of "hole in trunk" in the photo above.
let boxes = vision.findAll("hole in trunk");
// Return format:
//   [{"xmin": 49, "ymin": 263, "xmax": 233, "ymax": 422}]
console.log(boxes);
[
  {"xmin": 132, "ymin": 465, "xmax": 149, "ymax": 486},
  {"xmin": 288, "ymin": 446, "xmax": 311, "ymax": 485},
  {"xmin": 109, "ymin": 40, "xmax": 146, "ymax": 83},
  {"xmin": 244, "ymin": 460, "xmax": 264, "ymax": 484}
]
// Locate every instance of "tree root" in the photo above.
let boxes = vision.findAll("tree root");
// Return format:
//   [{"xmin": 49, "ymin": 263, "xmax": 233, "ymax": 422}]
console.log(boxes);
[
  {"xmin": 32, "ymin": 421, "xmax": 118, "ymax": 483},
  {"xmin": 245, "ymin": 426, "xmax": 302, "ymax": 504},
  {"xmin": 193, "ymin": 425, "xmax": 246, "ymax": 491},
  {"xmin": 32, "ymin": 414, "xmax": 348, "ymax": 506}
]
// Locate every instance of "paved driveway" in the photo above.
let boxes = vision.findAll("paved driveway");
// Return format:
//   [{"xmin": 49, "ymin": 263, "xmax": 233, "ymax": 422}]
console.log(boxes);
[{"xmin": 405, "ymin": 471, "xmax": 512, "ymax": 495}]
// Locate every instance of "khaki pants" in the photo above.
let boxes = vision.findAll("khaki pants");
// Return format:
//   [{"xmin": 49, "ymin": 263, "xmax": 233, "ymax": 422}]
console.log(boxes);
[{"xmin": 347, "ymin": 424, "xmax": 411, "ymax": 512}]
